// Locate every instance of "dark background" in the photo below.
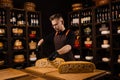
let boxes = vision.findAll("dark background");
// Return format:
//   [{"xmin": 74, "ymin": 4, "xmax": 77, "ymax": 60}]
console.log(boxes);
[
  {"xmin": 13, "ymin": 0, "xmax": 94, "ymax": 56},
  {"xmin": 13, "ymin": 0, "xmax": 94, "ymax": 35}
]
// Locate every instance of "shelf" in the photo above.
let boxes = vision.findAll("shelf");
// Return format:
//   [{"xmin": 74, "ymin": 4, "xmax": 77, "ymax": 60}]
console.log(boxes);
[
  {"xmin": 68, "ymin": 0, "xmax": 120, "ymax": 77},
  {"xmin": 0, "ymin": 7, "xmax": 42, "ymax": 68}
]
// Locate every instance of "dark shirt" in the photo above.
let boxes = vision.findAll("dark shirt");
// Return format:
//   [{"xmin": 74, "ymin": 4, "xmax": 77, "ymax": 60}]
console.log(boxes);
[
  {"xmin": 42, "ymin": 29, "xmax": 75, "ymax": 59},
  {"xmin": 43, "ymin": 29, "xmax": 75, "ymax": 49}
]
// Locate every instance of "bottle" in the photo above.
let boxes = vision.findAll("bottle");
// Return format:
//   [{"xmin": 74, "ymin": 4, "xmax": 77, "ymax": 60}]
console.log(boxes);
[
  {"xmin": 33, "ymin": 14, "xmax": 36, "ymax": 26},
  {"xmin": 72, "ymin": 13, "xmax": 79, "ymax": 27},
  {"xmin": 17, "ymin": 14, "xmax": 22, "ymax": 25},
  {"xmin": 30, "ymin": 14, "xmax": 34, "ymax": 26},
  {"xmin": 35, "ymin": 14, "xmax": 39, "ymax": 26},
  {"xmin": 10, "ymin": 12, "xmax": 16, "ymax": 25},
  {"xmin": 21, "ymin": 14, "xmax": 25, "ymax": 25},
  {"xmin": 2, "ymin": 11, "xmax": 5, "ymax": 25},
  {"xmin": 0, "ymin": 12, "xmax": 1, "ymax": 24}
]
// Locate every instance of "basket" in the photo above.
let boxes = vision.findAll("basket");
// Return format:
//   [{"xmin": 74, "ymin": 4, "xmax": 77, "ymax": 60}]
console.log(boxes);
[
  {"xmin": 0, "ymin": 0, "xmax": 13, "ymax": 8},
  {"xmin": 72, "ymin": 3, "xmax": 83, "ymax": 11},
  {"xmin": 24, "ymin": 2, "xmax": 36, "ymax": 11}
]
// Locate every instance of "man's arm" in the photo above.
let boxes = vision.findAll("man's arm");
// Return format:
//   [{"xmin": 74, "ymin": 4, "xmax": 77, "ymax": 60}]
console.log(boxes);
[{"xmin": 57, "ymin": 44, "xmax": 72, "ymax": 55}]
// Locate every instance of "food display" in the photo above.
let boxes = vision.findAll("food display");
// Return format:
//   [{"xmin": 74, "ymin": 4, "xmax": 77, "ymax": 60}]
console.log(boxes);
[
  {"xmin": 84, "ymin": 37, "xmax": 92, "ymax": 48},
  {"xmin": 35, "ymin": 58, "xmax": 65, "ymax": 68},
  {"xmin": 58, "ymin": 61, "xmax": 96, "ymax": 74},
  {"xmin": 0, "ymin": 28, "xmax": 5, "ymax": 36},
  {"xmin": 14, "ymin": 54, "xmax": 25, "ymax": 63},
  {"xmin": 13, "ymin": 39, "xmax": 23, "ymax": 49},
  {"xmin": 29, "ymin": 30, "xmax": 36, "ymax": 38},
  {"xmin": 101, "ymin": 40, "xmax": 110, "ymax": 48},
  {"xmin": 29, "ymin": 40, "xmax": 37, "ymax": 50},
  {"xmin": 0, "ymin": 42, "xmax": 4, "ymax": 49},
  {"xmin": 12, "ymin": 28, "xmax": 23, "ymax": 36},
  {"xmin": 29, "ymin": 52, "xmax": 37, "ymax": 61}
]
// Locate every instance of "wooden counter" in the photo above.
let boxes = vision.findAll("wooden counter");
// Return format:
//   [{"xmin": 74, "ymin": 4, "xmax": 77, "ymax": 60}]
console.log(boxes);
[
  {"xmin": 0, "ymin": 68, "xmax": 28, "ymax": 80},
  {"xmin": 25, "ymin": 67, "xmax": 109, "ymax": 80}
]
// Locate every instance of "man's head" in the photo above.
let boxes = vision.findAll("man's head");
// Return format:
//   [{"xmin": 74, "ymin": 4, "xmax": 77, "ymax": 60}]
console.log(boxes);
[{"xmin": 49, "ymin": 13, "xmax": 65, "ymax": 32}]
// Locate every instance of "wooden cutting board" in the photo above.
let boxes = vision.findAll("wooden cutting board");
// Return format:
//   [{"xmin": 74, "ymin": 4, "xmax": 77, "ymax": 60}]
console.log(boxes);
[
  {"xmin": 0, "ymin": 68, "xmax": 28, "ymax": 80},
  {"xmin": 46, "ymin": 69, "xmax": 108, "ymax": 80},
  {"xmin": 25, "ymin": 67, "xmax": 58, "ymax": 78}
]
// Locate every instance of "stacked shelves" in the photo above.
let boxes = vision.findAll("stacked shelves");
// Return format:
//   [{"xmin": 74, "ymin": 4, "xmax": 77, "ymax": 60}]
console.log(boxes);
[
  {"xmin": 0, "ymin": 7, "xmax": 42, "ymax": 69},
  {"xmin": 68, "ymin": 0, "xmax": 120, "ymax": 79}
]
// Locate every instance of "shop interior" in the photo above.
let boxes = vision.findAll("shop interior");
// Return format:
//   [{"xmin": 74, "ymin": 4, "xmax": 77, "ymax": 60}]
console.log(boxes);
[{"xmin": 0, "ymin": 0, "xmax": 120, "ymax": 80}]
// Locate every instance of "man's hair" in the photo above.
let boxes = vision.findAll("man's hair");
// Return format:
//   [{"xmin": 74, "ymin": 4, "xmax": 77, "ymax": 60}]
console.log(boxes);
[{"xmin": 49, "ymin": 13, "xmax": 63, "ymax": 21}]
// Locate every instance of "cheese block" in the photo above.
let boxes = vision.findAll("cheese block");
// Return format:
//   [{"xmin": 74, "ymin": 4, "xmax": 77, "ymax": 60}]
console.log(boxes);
[
  {"xmin": 35, "ymin": 58, "xmax": 65, "ymax": 68},
  {"xmin": 58, "ymin": 61, "xmax": 96, "ymax": 74}
]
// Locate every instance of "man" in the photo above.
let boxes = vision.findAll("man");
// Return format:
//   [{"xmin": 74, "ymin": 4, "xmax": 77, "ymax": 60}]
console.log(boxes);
[{"xmin": 36, "ymin": 13, "xmax": 75, "ymax": 61}]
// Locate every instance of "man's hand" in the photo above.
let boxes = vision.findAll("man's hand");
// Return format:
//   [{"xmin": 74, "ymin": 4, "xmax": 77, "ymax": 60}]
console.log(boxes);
[{"xmin": 48, "ymin": 51, "xmax": 59, "ymax": 61}]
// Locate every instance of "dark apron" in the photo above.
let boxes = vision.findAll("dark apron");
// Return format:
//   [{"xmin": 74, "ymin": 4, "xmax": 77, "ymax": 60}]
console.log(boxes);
[{"xmin": 54, "ymin": 31, "xmax": 75, "ymax": 61}]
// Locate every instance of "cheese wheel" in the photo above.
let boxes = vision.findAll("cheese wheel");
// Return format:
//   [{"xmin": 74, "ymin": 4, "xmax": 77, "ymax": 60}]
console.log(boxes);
[
  {"xmin": 35, "ymin": 58, "xmax": 65, "ymax": 68},
  {"xmin": 58, "ymin": 61, "xmax": 96, "ymax": 74}
]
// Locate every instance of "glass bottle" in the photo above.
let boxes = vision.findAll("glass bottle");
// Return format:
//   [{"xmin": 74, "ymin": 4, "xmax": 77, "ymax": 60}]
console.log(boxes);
[
  {"xmin": 2, "ymin": 11, "xmax": 5, "ymax": 25},
  {"xmin": 10, "ymin": 12, "xmax": 16, "ymax": 25}
]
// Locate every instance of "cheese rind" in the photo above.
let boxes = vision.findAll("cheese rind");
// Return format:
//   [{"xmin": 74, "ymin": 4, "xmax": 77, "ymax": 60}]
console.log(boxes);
[
  {"xmin": 58, "ymin": 61, "xmax": 96, "ymax": 74},
  {"xmin": 35, "ymin": 58, "xmax": 65, "ymax": 68}
]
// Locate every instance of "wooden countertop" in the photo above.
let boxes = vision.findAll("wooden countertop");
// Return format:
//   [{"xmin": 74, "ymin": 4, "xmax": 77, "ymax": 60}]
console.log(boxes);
[{"xmin": 0, "ymin": 68, "xmax": 28, "ymax": 80}]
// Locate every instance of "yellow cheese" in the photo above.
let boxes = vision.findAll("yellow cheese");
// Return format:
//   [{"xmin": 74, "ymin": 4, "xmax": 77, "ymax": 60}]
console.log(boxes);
[
  {"xmin": 58, "ymin": 61, "xmax": 96, "ymax": 74},
  {"xmin": 35, "ymin": 58, "xmax": 65, "ymax": 68}
]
